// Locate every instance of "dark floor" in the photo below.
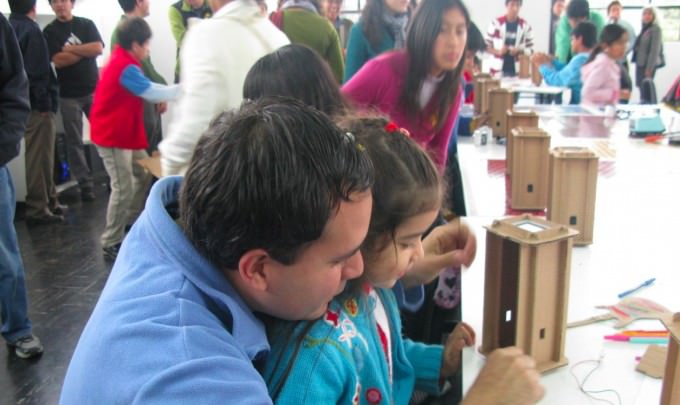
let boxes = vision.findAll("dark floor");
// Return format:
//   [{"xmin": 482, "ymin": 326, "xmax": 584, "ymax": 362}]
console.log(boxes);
[{"xmin": 2, "ymin": 181, "xmax": 113, "ymax": 405}]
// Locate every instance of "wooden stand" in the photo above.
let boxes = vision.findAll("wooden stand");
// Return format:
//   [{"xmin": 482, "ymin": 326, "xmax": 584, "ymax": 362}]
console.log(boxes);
[
  {"xmin": 472, "ymin": 74, "xmax": 492, "ymax": 115},
  {"xmin": 547, "ymin": 147, "xmax": 599, "ymax": 246},
  {"xmin": 489, "ymin": 88, "xmax": 514, "ymax": 138},
  {"xmin": 506, "ymin": 111, "xmax": 539, "ymax": 173},
  {"xmin": 511, "ymin": 128, "xmax": 550, "ymax": 210},
  {"xmin": 661, "ymin": 313, "xmax": 680, "ymax": 405},
  {"xmin": 481, "ymin": 215, "xmax": 578, "ymax": 373},
  {"xmin": 531, "ymin": 61, "xmax": 542, "ymax": 86},
  {"xmin": 475, "ymin": 78, "xmax": 500, "ymax": 116},
  {"xmin": 518, "ymin": 54, "xmax": 530, "ymax": 78}
]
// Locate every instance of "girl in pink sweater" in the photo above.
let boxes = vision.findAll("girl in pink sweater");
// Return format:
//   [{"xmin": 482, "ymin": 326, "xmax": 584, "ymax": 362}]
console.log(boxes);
[
  {"xmin": 342, "ymin": 0, "xmax": 468, "ymax": 171},
  {"xmin": 581, "ymin": 24, "xmax": 628, "ymax": 107}
]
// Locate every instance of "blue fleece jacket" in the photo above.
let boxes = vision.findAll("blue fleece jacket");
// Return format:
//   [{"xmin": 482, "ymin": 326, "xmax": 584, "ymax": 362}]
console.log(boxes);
[
  {"xmin": 539, "ymin": 52, "xmax": 589, "ymax": 104},
  {"xmin": 263, "ymin": 287, "xmax": 443, "ymax": 404},
  {"xmin": 344, "ymin": 21, "xmax": 394, "ymax": 83},
  {"xmin": 60, "ymin": 176, "xmax": 272, "ymax": 404}
]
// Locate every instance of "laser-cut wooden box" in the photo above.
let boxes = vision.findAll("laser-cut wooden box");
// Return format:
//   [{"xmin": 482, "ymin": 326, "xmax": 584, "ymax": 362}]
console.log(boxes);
[
  {"xmin": 531, "ymin": 60, "xmax": 542, "ymax": 86},
  {"xmin": 547, "ymin": 147, "xmax": 599, "ymax": 246},
  {"xmin": 475, "ymin": 78, "xmax": 500, "ymax": 116},
  {"xmin": 511, "ymin": 128, "xmax": 550, "ymax": 210},
  {"xmin": 481, "ymin": 215, "xmax": 578, "ymax": 373},
  {"xmin": 472, "ymin": 73, "xmax": 492, "ymax": 115},
  {"xmin": 518, "ymin": 54, "xmax": 530, "ymax": 78},
  {"xmin": 506, "ymin": 111, "xmax": 539, "ymax": 173},
  {"xmin": 489, "ymin": 88, "xmax": 514, "ymax": 138}
]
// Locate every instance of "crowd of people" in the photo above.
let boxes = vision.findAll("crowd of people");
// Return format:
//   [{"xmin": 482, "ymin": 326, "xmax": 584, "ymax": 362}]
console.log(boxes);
[{"xmin": 0, "ymin": 0, "xmax": 672, "ymax": 403}]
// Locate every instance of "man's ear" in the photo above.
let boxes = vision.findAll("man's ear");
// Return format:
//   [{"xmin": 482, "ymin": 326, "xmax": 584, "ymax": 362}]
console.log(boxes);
[{"xmin": 236, "ymin": 249, "xmax": 272, "ymax": 292}]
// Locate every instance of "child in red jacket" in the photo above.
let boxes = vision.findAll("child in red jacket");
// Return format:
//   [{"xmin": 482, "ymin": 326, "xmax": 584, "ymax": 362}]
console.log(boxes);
[{"xmin": 90, "ymin": 17, "xmax": 179, "ymax": 261}]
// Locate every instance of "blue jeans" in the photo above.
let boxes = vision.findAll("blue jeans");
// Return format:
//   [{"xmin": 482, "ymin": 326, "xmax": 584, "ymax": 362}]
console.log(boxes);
[{"xmin": 0, "ymin": 166, "xmax": 32, "ymax": 343}]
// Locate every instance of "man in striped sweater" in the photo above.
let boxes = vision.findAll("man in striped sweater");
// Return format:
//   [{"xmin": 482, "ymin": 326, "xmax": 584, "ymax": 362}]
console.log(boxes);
[{"xmin": 485, "ymin": 0, "xmax": 534, "ymax": 76}]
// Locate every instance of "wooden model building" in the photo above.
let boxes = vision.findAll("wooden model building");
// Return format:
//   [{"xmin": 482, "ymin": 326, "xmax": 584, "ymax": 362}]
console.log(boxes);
[
  {"xmin": 481, "ymin": 215, "xmax": 578, "ymax": 373},
  {"xmin": 547, "ymin": 147, "xmax": 599, "ymax": 246},
  {"xmin": 531, "ymin": 60, "xmax": 542, "ymax": 86},
  {"xmin": 661, "ymin": 312, "xmax": 680, "ymax": 405},
  {"xmin": 518, "ymin": 54, "xmax": 530, "ymax": 78},
  {"xmin": 475, "ymin": 78, "xmax": 500, "ymax": 116},
  {"xmin": 505, "ymin": 111, "xmax": 539, "ymax": 173},
  {"xmin": 472, "ymin": 73, "xmax": 492, "ymax": 115},
  {"xmin": 510, "ymin": 127, "xmax": 550, "ymax": 210},
  {"xmin": 488, "ymin": 88, "xmax": 514, "ymax": 138}
]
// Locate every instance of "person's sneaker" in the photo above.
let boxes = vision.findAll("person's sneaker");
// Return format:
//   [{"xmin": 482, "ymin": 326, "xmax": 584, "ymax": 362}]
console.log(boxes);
[
  {"xmin": 7, "ymin": 335, "xmax": 43, "ymax": 359},
  {"xmin": 25, "ymin": 213, "xmax": 65, "ymax": 226},
  {"xmin": 81, "ymin": 188, "xmax": 95, "ymax": 202},
  {"xmin": 50, "ymin": 202, "xmax": 69, "ymax": 215},
  {"xmin": 102, "ymin": 243, "xmax": 122, "ymax": 261}
]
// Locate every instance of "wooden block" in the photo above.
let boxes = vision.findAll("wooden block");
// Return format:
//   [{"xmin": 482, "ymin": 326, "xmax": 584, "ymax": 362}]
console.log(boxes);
[
  {"xmin": 511, "ymin": 128, "xmax": 550, "ymax": 210},
  {"xmin": 506, "ymin": 111, "xmax": 539, "ymax": 173},
  {"xmin": 531, "ymin": 61, "xmax": 542, "ymax": 86},
  {"xmin": 481, "ymin": 215, "xmax": 578, "ymax": 373},
  {"xmin": 488, "ymin": 88, "xmax": 514, "ymax": 138},
  {"xmin": 473, "ymin": 73, "xmax": 492, "ymax": 115},
  {"xmin": 661, "ymin": 313, "xmax": 680, "ymax": 405},
  {"xmin": 475, "ymin": 78, "xmax": 500, "ymax": 116},
  {"xmin": 547, "ymin": 147, "xmax": 599, "ymax": 245},
  {"xmin": 518, "ymin": 54, "xmax": 530, "ymax": 78}
]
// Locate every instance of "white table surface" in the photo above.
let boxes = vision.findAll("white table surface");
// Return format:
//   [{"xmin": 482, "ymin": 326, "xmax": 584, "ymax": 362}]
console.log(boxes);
[{"xmin": 457, "ymin": 105, "xmax": 680, "ymax": 404}]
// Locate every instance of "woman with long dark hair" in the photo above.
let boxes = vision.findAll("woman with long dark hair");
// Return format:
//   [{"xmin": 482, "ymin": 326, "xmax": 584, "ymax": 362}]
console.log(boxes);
[
  {"xmin": 632, "ymin": 6, "xmax": 663, "ymax": 89},
  {"xmin": 343, "ymin": 0, "xmax": 410, "ymax": 81},
  {"xmin": 342, "ymin": 0, "xmax": 468, "ymax": 172}
]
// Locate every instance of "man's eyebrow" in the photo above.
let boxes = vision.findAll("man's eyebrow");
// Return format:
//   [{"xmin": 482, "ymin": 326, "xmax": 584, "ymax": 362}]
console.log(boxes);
[{"xmin": 330, "ymin": 243, "xmax": 362, "ymax": 263}]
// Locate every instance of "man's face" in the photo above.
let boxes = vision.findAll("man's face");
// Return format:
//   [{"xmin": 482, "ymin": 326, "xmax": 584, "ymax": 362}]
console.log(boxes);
[
  {"xmin": 187, "ymin": 0, "xmax": 204, "ymax": 8},
  {"xmin": 570, "ymin": 35, "xmax": 581, "ymax": 53},
  {"xmin": 50, "ymin": 0, "xmax": 74, "ymax": 21},
  {"xmin": 137, "ymin": 0, "xmax": 150, "ymax": 17},
  {"xmin": 261, "ymin": 191, "xmax": 372, "ymax": 321},
  {"xmin": 553, "ymin": 0, "xmax": 565, "ymax": 17},
  {"xmin": 326, "ymin": 0, "xmax": 341, "ymax": 22},
  {"xmin": 608, "ymin": 4, "xmax": 621, "ymax": 21},
  {"xmin": 506, "ymin": 1, "xmax": 521, "ymax": 21}
]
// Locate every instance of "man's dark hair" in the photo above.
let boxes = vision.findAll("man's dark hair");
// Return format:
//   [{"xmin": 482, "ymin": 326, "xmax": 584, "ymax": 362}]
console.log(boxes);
[
  {"xmin": 118, "ymin": 0, "xmax": 138, "ymax": 13},
  {"xmin": 117, "ymin": 17, "xmax": 151, "ymax": 50},
  {"xmin": 607, "ymin": 1, "xmax": 621, "ymax": 14},
  {"xmin": 505, "ymin": 0, "xmax": 522, "ymax": 5},
  {"xmin": 567, "ymin": 0, "xmax": 590, "ymax": 19},
  {"xmin": 180, "ymin": 97, "xmax": 374, "ymax": 270},
  {"xmin": 571, "ymin": 21, "xmax": 597, "ymax": 49},
  {"xmin": 9, "ymin": 0, "xmax": 37, "ymax": 14}
]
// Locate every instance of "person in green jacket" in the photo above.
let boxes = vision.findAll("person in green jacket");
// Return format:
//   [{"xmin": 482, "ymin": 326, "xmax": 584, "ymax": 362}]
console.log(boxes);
[
  {"xmin": 554, "ymin": 0, "xmax": 604, "ymax": 63},
  {"xmin": 168, "ymin": 0, "xmax": 212, "ymax": 82},
  {"xmin": 113, "ymin": 0, "xmax": 168, "ymax": 153}
]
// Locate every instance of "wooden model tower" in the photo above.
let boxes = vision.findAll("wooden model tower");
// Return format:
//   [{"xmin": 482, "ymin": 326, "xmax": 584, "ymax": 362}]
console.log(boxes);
[
  {"xmin": 488, "ymin": 88, "xmax": 514, "ymax": 138},
  {"xmin": 505, "ymin": 111, "xmax": 539, "ymax": 173},
  {"xmin": 661, "ymin": 313, "xmax": 680, "ymax": 405},
  {"xmin": 481, "ymin": 215, "xmax": 578, "ymax": 373},
  {"xmin": 475, "ymin": 78, "xmax": 500, "ymax": 116},
  {"xmin": 531, "ymin": 61, "xmax": 542, "ymax": 86},
  {"xmin": 547, "ymin": 147, "xmax": 599, "ymax": 245},
  {"xmin": 472, "ymin": 74, "xmax": 492, "ymax": 115},
  {"xmin": 518, "ymin": 54, "xmax": 530, "ymax": 78},
  {"xmin": 511, "ymin": 128, "xmax": 550, "ymax": 210}
]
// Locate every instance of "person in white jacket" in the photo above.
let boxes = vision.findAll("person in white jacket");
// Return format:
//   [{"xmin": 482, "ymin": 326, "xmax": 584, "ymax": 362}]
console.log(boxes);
[{"xmin": 159, "ymin": 0, "xmax": 289, "ymax": 176}]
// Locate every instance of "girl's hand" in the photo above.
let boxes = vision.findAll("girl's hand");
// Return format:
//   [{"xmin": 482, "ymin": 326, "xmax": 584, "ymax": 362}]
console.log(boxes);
[{"xmin": 440, "ymin": 322, "xmax": 476, "ymax": 377}]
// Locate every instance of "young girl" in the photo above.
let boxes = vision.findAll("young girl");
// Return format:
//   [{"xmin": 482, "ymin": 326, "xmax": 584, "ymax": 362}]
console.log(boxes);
[
  {"xmin": 342, "ymin": 0, "xmax": 468, "ymax": 172},
  {"xmin": 263, "ymin": 118, "xmax": 475, "ymax": 404},
  {"xmin": 581, "ymin": 24, "xmax": 627, "ymax": 107},
  {"xmin": 344, "ymin": 0, "xmax": 410, "ymax": 82}
]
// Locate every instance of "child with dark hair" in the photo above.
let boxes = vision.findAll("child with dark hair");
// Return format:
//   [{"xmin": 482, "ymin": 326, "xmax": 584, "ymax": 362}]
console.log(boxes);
[
  {"xmin": 554, "ymin": 0, "xmax": 605, "ymax": 63},
  {"xmin": 532, "ymin": 21, "xmax": 596, "ymax": 104},
  {"xmin": 581, "ymin": 23, "xmax": 627, "ymax": 107},
  {"xmin": 263, "ymin": 118, "xmax": 544, "ymax": 404},
  {"xmin": 89, "ymin": 17, "xmax": 179, "ymax": 261},
  {"xmin": 243, "ymin": 44, "xmax": 349, "ymax": 117},
  {"xmin": 484, "ymin": 0, "xmax": 534, "ymax": 76}
]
